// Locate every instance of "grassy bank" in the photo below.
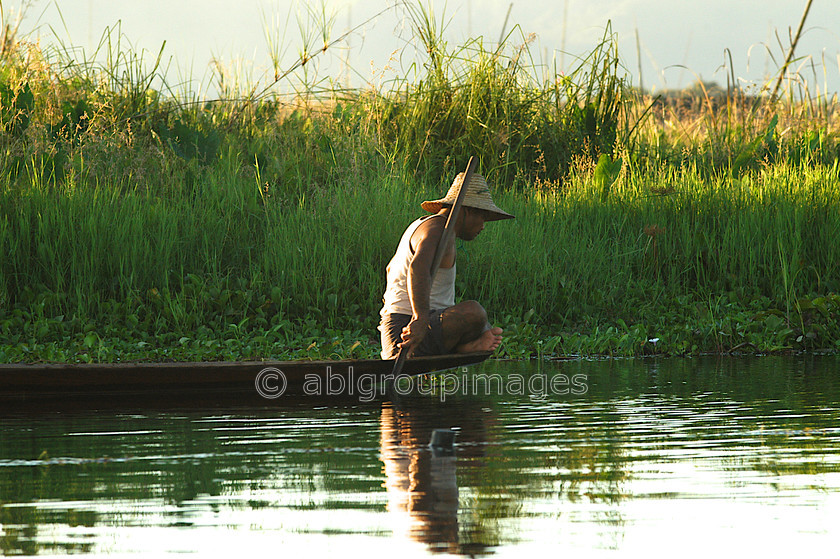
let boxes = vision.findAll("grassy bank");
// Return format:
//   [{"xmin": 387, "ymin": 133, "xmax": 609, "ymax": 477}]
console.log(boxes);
[
  {"xmin": 1, "ymin": 4, "xmax": 839, "ymax": 362},
  {"xmin": 3, "ymin": 160, "xmax": 840, "ymax": 362}
]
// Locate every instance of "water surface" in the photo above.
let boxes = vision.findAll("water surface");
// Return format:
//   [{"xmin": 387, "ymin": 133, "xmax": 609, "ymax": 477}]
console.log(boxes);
[{"xmin": 1, "ymin": 355, "xmax": 838, "ymax": 555}]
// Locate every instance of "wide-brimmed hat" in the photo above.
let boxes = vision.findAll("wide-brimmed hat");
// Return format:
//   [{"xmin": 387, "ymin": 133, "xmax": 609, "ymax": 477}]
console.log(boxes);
[{"xmin": 421, "ymin": 172, "xmax": 514, "ymax": 221}]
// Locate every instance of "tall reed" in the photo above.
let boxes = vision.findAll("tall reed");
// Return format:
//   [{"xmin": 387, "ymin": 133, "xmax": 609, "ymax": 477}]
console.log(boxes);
[{"xmin": 362, "ymin": 5, "xmax": 629, "ymax": 187}]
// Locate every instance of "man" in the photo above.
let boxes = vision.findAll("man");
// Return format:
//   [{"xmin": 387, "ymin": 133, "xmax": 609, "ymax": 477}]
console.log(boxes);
[{"xmin": 379, "ymin": 171, "xmax": 514, "ymax": 359}]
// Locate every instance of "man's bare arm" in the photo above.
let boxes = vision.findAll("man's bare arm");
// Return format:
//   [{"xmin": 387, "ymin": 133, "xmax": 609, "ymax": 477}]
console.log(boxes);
[{"xmin": 400, "ymin": 216, "xmax": 446, "ymax": 354}]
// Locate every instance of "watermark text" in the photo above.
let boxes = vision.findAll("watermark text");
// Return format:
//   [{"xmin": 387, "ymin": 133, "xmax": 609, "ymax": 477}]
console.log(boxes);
[{"xmin": 255, "ymin": 366, "xmax": 588, "ymax": 402}]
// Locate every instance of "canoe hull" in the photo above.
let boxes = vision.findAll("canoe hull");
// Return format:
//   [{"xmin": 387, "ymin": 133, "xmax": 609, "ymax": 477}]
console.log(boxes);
[{"xmin": 0, "ymin": 353, "xmax": 491, "ymax": 401}]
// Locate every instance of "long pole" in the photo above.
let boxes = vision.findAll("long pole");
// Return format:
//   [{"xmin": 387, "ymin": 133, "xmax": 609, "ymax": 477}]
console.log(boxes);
[{"xmin": 386, "ymin": 156, "xmax": 477, "ymax": 383}]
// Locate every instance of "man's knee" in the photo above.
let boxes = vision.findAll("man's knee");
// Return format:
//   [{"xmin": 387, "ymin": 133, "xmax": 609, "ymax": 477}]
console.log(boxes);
[{"xmin": 458, "ymin": 300, "xmax": 488, "ymax": 330}]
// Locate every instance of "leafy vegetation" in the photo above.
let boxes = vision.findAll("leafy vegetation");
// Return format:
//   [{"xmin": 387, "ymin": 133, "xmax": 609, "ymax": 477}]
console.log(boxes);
[{"xmin": 1, "ymin": 2, "xmax": 839, "ymax": 362}]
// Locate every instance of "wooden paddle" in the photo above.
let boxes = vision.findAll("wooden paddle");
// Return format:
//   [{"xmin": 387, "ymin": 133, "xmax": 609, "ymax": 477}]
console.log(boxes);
[{"xmin": 386, "ymin": 155, "xmax": 477, "ymax": 382}]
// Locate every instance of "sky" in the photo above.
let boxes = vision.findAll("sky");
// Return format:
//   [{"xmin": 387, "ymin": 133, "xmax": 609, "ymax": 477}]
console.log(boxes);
[{"xmin": 8, "ymin": 0, "xmax": 840, "ymax": 97}]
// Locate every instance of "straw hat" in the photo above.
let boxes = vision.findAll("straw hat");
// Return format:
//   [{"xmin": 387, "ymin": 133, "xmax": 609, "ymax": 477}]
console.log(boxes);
[{"xmin": 421, "ymin": 172, "xmax": 514, "ymax": 221}]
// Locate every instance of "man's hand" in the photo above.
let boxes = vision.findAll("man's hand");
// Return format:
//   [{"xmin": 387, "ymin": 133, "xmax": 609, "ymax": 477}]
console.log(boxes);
[{"xmin": 398, "ymin": 314, "xmax": 430, "ymax": 356}]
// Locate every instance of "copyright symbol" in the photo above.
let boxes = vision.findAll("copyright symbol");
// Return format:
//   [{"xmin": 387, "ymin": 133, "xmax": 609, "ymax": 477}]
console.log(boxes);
[{"xmin": 255, "ymin": 367, "xmax": 287, "ymax": 399}]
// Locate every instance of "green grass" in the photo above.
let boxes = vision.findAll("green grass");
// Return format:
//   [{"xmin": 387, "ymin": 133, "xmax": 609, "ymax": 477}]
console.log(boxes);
[
  {"xmin": 1, "ymin": 2, "xmax": 839, "ymax": 362},
  {"xmin": 3, "ymin": 158, "xmax": 840, "ymax": 361}
]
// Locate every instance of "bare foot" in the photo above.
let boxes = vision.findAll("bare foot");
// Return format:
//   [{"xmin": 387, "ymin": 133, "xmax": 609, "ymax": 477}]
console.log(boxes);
[{"xmin": 457, "ymin": 327, "xmax": 503, "ymax": 353}]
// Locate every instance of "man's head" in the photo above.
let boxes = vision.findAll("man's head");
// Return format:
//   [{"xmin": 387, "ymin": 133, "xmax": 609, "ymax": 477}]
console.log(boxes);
[
  {"xmin": 421, "ymin": 172, "xmax": 515, "ymax": 222},
  {"xmin": 456, "ymin": 206, "xmax": 497, "ymax": 240}
]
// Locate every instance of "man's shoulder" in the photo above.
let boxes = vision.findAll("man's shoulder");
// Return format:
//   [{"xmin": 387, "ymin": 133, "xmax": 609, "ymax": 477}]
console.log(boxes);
[
  {"xmin": 411, "ymin": 214, "xmax": 445, "ymax": 237},
  {"xmin": 408, "ymin": 215, "xmax": 445, "ymax": 251},
  {"xmin": 414, "ymin": 213, "xmax": 446, "ymax": 230}
]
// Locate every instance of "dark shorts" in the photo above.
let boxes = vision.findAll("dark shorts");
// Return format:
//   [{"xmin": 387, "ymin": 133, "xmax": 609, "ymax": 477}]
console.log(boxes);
[{"xmin": 379, "ymin": 310, "xmax": 447, "ymax": 359}]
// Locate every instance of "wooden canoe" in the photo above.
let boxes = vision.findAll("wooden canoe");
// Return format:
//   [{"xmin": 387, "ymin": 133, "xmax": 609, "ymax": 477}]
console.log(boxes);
[{"xmin": 0, "ymin": 352, "xmax": 491, "ymax": 402}]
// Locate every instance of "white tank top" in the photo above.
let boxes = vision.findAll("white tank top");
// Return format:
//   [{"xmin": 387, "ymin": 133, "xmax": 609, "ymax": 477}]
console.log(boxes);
[{"xmin": 380, "ymin": 215, "xmax": 456, "ymax": 317}]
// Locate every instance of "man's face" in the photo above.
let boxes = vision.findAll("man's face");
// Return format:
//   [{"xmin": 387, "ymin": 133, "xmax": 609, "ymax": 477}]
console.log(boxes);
[{"xmin": 459, "ymin": 207, "xmax": 489, "ymax": 241}]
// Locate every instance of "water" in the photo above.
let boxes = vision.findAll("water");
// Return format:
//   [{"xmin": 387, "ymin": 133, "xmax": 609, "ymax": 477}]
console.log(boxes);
[{"xmin": 1, "ymin": 355, "xmax": 839, "ymax": 556}]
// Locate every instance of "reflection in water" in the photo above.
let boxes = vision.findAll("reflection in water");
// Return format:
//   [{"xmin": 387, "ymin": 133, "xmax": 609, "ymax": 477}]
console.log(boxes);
[
  {"xmin": 381, "ymin": 407, "xmax": 458, "ymax": 552},
  {"xmin": 379, "ymin": 398, "xmax": 491, "ymax": 555}
]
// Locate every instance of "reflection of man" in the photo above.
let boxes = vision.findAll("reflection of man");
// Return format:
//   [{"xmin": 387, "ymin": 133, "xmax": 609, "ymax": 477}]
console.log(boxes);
[
  {"xmin": 380, "ymin": 404, "xmax": 460, "ymax": 551},
  {"xmin": 378, "ymin": 172, "xmax": 514, "ymax": 359},
  {"xmin": 379, "ymin": 397, "xmax": 496, "ymax": 555}
]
